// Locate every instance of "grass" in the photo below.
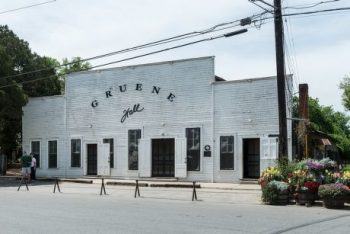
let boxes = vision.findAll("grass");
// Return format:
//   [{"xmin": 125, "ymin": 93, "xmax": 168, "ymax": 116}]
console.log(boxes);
[{"xmin": 342, "ymin": 164, "xmax": 350, "ymax": 171}]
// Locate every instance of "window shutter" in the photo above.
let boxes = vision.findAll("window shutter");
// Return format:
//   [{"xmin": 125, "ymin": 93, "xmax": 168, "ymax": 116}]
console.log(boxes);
[
  {"xmin": 139, "ymin": 138, "xmax": 151, "ymax": 177},
  {"xmin": 98, "ymin": 143, "xmax": 110, "ymax": 176},
  {"xmin": 175, "ymin": 138, "xmax": 187, "ymax": 178}
]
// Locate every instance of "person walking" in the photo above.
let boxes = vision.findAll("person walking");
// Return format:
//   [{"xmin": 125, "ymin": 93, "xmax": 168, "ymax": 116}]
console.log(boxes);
[
  {"xmin": 30, "ymin": 153, "xmax": 37, "ymax": 180},
  {"xmin": 21, "ymin": 152, "xmax": 32, "ymax": 182}
]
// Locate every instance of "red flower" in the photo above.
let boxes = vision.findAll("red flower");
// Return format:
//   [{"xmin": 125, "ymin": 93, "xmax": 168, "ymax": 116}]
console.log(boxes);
[{"xmin": 304, "ymin": 181, "xmax": 320, "ymax": 192}]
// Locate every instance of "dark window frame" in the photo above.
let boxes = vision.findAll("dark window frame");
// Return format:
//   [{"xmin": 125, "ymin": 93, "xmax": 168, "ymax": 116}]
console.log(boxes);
[
  {"xmin": 48, "ymin": 140, "xmax": 58, "ymax": 169},
  {"xmin": 186, "ymin": 128, "xmax": 201, "ymax": 171},
  {"xmin": 71, "ymin": 139, "xmax": 81, "ymax": 168},
  {"xmin": 31, "ymin": 141, "xmax": 40, "ymax": 168},
  {"xmin": 220, "ymin": 136, "xmax": 234, "ymax": 170},
  {"xmin": 103, "ymin": 138, "xmax": 114, "ymax": 168},
  {"xmin": 128, "ymin": 129, "xmax": 141, "ymax": 170}
]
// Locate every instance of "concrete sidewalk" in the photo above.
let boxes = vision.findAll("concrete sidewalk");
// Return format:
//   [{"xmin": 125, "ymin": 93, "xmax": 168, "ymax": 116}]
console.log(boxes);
[
  {"xmin": 49, "ymin": 177, "xmax": 260, "ymax": 191},
  {"xmin": 1, "ymin": 174, "xmax": 260, "ymax": 191}
]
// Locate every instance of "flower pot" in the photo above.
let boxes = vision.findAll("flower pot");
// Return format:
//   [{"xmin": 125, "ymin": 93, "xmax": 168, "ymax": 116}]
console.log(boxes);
[
  {"xmin": 295, "ymin": 191, "xmax": 316, "ymax": 206},
  {"xmin": 345, "ymin": 195, "xmax": 350, "ymax": 204},
  {"xmin": 276, "ymin": 190, "xmax": 289, "ymax": 205},
  {"xmin": 259, "ymin": 177, "xmax": 268, "ymax": 190},
  {"xmin": 323, "ymin": 198, "xmax": 345, "ymax": 209}
]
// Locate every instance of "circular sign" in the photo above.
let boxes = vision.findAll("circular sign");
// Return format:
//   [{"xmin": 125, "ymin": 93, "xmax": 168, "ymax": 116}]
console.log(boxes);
[{"xmin": 204, "ymin": 145, "xmax": 211, "ymax": 151}]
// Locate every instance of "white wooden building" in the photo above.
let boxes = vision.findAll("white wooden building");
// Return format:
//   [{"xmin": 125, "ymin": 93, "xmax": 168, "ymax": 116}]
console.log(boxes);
[{"xmin": 22, "ymin": 56, "xmax": 292, "ymax": 182}]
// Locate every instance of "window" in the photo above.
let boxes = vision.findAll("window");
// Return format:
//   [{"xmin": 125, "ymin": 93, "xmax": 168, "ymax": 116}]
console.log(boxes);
[
  {"xmin": 220, "ymin": 136, "xmax": 234, "ymax": 170},
  {"xmin": 103, "ymin": 138, "xmax": 114, "ymax": 168},
  {"xmin": 128, "ymin": 130, "xmax": 141, "ymax": 170},
  {"xmin": 31, "ymin": 141, "xmax": 40, "ymax": 168},
  {"xmin": 48, "ymin": 140, "xmax": 58, "ymax": 168},
  {"xmin": 186, "ymin": 128, "xmax": 200, "ymax": 171},
  {"xmin": 71, "ymin": 139, "xmax": 81, "ymax": 167}
]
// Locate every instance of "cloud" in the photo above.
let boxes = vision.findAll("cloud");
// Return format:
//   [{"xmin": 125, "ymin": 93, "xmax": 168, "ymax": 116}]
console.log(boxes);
[{"xmin": 1, "ymin": 0, "xmax": 349, "ymax": 113}]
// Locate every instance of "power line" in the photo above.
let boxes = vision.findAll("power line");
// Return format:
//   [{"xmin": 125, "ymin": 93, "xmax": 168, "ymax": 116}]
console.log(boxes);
[
  {"xmin": 0, "ymin": 11, "xmax": 267, "ymax": 81},
  {"xmin": 90, "ymin": 29, "xmax": 248, "ymax": 70},
  {"xmin": 284, "ymin": 0, "xmax": 340, "ymax": 10},
  {"xmin": 2, "ymin": 6, "xmax": 348, "ymax": 86},
  {"xmin": 0, "ymin": 29, "xmax": 248, "ymax": 89},
  {"xmin": 283, "ymin": 6, "xmax": 350, "ymax": 17},
  {"xmin": 0, "ymin": 0, "xmax": 56, "ymax": 15}
]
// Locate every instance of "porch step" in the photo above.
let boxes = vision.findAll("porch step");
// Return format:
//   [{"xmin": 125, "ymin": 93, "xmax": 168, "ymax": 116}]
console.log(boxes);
[{"xmin": 240, "ymin": 179, "xmax": 258, "ymax": 185}]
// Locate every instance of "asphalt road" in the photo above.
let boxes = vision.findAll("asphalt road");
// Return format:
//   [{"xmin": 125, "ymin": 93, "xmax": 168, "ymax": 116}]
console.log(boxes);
[{"xmin": 0, "ymin": 181, "xmax": 350, "ymax": 234}]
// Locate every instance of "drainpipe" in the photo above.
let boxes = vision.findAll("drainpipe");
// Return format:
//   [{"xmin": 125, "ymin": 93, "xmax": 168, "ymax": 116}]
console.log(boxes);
[{"xmin": 211, "ymin": 82, "xmax": 215, "ymax": 183}]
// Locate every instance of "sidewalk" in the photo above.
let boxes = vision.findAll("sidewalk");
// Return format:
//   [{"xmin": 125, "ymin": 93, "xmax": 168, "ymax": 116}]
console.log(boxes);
[
  {"xmin": 52, "ymin": 177, "xmax": 260, "ymax": 191},
  {"xmin": 2, "ymin": 168, "xmax": 260, "ymax": 191}
]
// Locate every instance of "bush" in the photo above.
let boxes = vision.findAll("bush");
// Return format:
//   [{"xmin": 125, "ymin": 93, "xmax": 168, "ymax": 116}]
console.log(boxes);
[
  {"xmin": 318, "ymin": 183, "xmax": 350, "ymax": 199},
  {"xmin": 277, "ymin": 159, "xmax": 298, "ymax": 180},
  {"xmin": 262, "ymin": 180, "xmax": 289, "ymax": 205}
]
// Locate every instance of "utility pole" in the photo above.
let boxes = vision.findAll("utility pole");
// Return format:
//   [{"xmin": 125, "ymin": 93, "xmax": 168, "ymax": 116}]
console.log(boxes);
[
  {"xmin": 273, "ymin": 0, "xmax": 288, "ymax": 160},
  {"xmin": 298, "ymin": 84, "xmax": 309, "ymax": 159}
]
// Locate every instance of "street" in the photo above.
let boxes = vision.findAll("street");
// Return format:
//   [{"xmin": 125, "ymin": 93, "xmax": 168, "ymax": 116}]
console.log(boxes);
[{"xmin": 0, "ymin": 181, "xmax": 350, "ymax": 233}]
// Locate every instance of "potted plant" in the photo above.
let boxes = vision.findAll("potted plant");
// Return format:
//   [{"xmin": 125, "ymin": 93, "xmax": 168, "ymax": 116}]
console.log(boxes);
[
  {"xmin": 295, "ymin": 181, "xmax": 320, "ymax": 206},
  {"xmin": 318, "ymin": 183, "xmax": 350, "ymax": 209},
  {"xmin": 337, "ymin": 171, "xmax": 350, "ymax": 203},
  {"xmin": 262, "ymin": 180, "xmax": 289, "ymax": 205},
  {"xmin": 258, "ymin": 167, "xmax": 283, "ymax": 189}
]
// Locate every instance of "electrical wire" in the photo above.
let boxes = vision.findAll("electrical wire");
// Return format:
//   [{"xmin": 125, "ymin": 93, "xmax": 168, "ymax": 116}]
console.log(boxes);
[
  {"xmin": 283, "ymin": 6, "xmax": 350, "ymax": 17},
  {"xmin": 284, "ymin": 0, "xmax": 340, "ymax": 10},
  {"xmin": 0, "ymin": 29, "xmax": 248, "ymax": 89},
  {"xmin": 0, "ymin": 10, "xmax": 268, "ymax": 81},
  {"xmin": 0, "ymin": 0, "xmax": 56, "ymax": 15},
  {"xmin": 2, "ymin": 6, "xmax": 348, "ymax": 88},
  {"xmin": 283, "ymin": 17, "xmax": 301, "ymax": 90}
]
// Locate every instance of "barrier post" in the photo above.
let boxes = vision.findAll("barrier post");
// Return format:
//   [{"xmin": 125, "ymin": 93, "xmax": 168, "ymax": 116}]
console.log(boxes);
[
  {"xmin": 17, "ymin": 176, "xmax": 29, "ymax": 191},
  {"xmin": 100, "ymin": 178, "xmax": 107, "ymax": 195},
  {"xmin": 134, "ymin": 180, "xmax": 140, "ymax": 198},
  {"xmin": 53, "ymin": 177, "xmax": 61, "ymax": 193},
  {"xmin": 192, "ymin": 181, "xmax": 197, "ymax": 201}
]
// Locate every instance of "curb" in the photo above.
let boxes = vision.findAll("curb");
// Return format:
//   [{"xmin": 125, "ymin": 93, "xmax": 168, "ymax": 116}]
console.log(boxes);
[
  {"xmin": 107, "ymin": 181, "xmax": 148, "ymax": 187},
  {"xmin": 149, "ymin": 183, "xmax": 200, "ymax": 188},
  {"xmin": 60, "ymin": 179, "xmax": 93, "ymax": 184}
]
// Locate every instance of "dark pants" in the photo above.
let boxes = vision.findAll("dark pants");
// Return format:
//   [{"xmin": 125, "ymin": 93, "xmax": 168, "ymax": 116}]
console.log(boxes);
[{"xmin": 31, "ymin": 167, "xmax": 36, "ymax": 180}]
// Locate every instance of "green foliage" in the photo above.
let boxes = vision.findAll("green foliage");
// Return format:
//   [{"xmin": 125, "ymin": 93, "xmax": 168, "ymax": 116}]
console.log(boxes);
[
  {"xmin": 343, "ymin": 164, "xmax": 350, "ymax": 171},
  {"xmin": 57, "ymin": 57, "xmax": 91, "ymax": 92},
  {"xmin": 277, "ymin": 158, "xmax": 298, "ymax": 179},
  {"xmin": 340, "ymin": 75, "xmax": 350, "ymax": 111},
  {"xmin": 0, "ymin": 25, "xmax": 90, "ymax": 156},
  {"xmin": 318, "ymin": 184, "xmax": 350, "ymax": 199},
  {"xmin": 262, "ymin": 180, "xmax": 289, "ymax": 204},
  {"xmin": 293, "ymin": 96, "xmax": 350, "ymax": 160}
]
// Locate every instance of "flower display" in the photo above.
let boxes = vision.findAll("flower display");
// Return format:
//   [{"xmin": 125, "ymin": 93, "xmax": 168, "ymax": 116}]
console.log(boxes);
[
  {"xmin": 303, "ymin": 181, "xmax": 320, "ymax": 193},
  {"xmin": 261, "ymin": 167, "xmax": 283, "ymax": 181},
  {"xmin": 318, "ymin": 183, "xmax": 350, "ymax": 199},
  {"xmin": 336, "ymin": 171, "xmax": 350, "ymax": 187},
  {"xmin": 288, "ymin": 169, "xmax": 312, "ymax": 190},
  {"xmin": 262, "ymin": 180, "xmax": 289, "ymax": 205},
  {"xmin": 258, "ymin": 167, "xmax": 283, "ymax": 188}
]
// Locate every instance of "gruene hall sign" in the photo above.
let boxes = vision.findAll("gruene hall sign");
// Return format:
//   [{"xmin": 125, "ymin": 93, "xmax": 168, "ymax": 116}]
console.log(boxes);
[{"xmin": 90, "ymin": 83, "xmax": 176, "ymax": 123}]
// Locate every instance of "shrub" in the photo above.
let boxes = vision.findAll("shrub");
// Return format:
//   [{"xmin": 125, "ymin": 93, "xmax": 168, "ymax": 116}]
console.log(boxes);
[
  {"xmin": 303, "ymin": 181, "xmax": 320, "ymax": 193},
  {"xmin": 262, "ymin": 180, "xmax": 289, "ymax": 204},
  {"xmin": 318, "ymin": 183, "xmax": 350, "ymax": 199}
]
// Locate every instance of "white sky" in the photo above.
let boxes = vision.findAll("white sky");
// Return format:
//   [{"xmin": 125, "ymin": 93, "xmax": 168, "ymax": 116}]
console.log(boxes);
[{"xmin": 1, "ymin": 0, "xmax": 350, "ymax": 112}]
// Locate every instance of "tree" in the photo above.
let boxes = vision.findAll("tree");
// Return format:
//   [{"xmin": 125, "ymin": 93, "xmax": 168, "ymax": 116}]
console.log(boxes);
[
  {"xmin": 0, "ymin": 25, "xmax": 90, "ymax": 158},
  {"xmin": 340, "ymin": 75, "xmax": 350, "ymax": 111},
  {"xmin": 293, "ymin": 97, "xmax": 350, "ymax": 159},
  {"xmin": 57, "ymin": 57, "xmax": 91, "ymax": 92}
]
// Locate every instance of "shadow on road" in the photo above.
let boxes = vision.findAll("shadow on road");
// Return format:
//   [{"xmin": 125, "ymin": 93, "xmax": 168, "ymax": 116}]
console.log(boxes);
[{"xmin": 0, "ymin": 177, "xmax": 54, "ymax": 188}]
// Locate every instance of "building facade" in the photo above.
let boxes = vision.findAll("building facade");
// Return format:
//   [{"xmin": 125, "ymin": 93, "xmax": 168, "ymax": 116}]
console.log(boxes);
[{"xmin": 22, "ymin": 57, "xmax": 292, "ymax": 182}]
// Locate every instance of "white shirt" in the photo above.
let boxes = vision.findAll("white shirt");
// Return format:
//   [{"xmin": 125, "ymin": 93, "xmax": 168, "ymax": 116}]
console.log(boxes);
[{"xmin": 31, "ymin": 157, "xmax": 37, "ymax": 168}]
